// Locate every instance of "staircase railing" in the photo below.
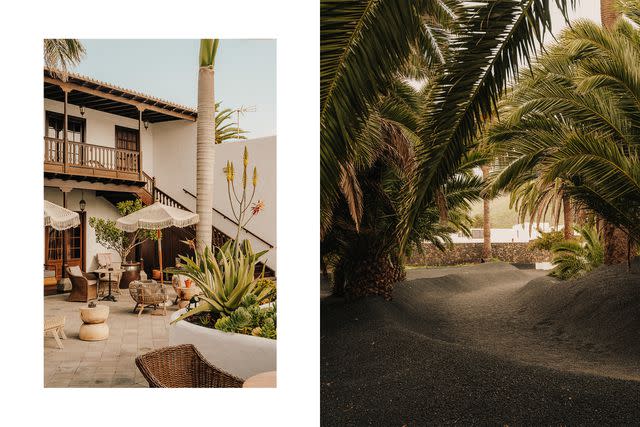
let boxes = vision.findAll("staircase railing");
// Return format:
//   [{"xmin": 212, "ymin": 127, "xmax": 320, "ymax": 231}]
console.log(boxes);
[{"xmin": 141, "ymin": 171, "xmax": 155, "ymax": 196}]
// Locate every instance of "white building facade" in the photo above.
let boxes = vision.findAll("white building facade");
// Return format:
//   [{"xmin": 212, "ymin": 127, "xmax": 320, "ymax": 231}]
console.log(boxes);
[{"xmin": 43, "ymin": 69, "xmax": 276, "ymax": 290}]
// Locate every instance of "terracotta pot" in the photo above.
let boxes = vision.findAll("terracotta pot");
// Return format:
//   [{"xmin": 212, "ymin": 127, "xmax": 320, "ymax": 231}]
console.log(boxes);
[
  {"xmin": 119, "ymin": 262, "xmax": 141, "ymax": 289},
  {"xmin": 185, "ymin": 279, "xmax": 192, "ymax": 288}
]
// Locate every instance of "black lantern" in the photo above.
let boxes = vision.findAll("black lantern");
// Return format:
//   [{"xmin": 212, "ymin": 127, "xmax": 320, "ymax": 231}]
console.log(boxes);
[
  {"xmin": 79, "ymin": 105, "xmax": 85, "ymax": 116},
  {"xmin": 79, "ymin": 191, "xmax": 86, "ymax": 212},
  {"xmin": 144, "ymin": 120, "xmax": 150, "ymax": 130}
]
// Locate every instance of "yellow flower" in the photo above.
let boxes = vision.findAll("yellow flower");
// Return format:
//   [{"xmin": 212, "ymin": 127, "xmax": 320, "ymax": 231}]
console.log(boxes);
[
  {"xmin": 252, "ymin": 167, "xmax": 258, "ymax": 187},
  {"xmin": 243, "ymin": 146, "xmax": 249, "ymax": 167}
]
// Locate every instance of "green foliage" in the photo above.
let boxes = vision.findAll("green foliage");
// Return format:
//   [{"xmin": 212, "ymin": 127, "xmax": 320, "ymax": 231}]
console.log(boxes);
[
  {"xmin": 254, "ymin": 278, "xmax": 276, "ymax": 304},
  {"xmin": 488, "ymin": 8, "xmax": 640, "ymax": 243},
  {"xmin": 398, "ymin": 0, "xmax": 573, "ymax": 249},
  {"xmin": 549, "ymin": 225, "xmax": 604, "ymax": 280},
  {"xmin": 199, "ymin": 39, "xmax": 219, "ymax": 67},
  {"xmin": 529, "ymin": 230, "xmax": 564, "ymax": 251},
  {"xmin": 215, "ymin": 102, "xmax": 248, "ymax": 144},
  {"xmin": 213, "ymin": 297, "xmax": 277, "ymax": 339},
  {"xmin": 44, "ymin": 39, "xmax": 85, "ymax": 81},
  {"xmin": 88, "ymin": 198, "xmax": 157, "ymax": 262},
  {"xmin": 321, "ymin": 81, "xmax": 484, "ymax": 296},
  {"xmin": 168, "ymin": 240, "xmax": 270, "ymax": 323}
]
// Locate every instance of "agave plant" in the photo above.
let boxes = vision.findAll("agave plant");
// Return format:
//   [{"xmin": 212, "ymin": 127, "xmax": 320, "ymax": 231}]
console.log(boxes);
[{"xmin": 168, "ymin": 241, "xmax": 270, "ymax": 324}]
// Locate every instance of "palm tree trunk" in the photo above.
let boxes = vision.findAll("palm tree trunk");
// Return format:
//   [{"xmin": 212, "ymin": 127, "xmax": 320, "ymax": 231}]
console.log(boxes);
[
  {"xmin": 343, "ymin": 251, "xmax": 404, "ymax": 301},
  {"xmin": 195, "ymin": 65, "xmax": 215, "ymax": 253},
  {"xmin": 597, "ymin": 3, "xmax": 626, "ymax": 265},
  {"xmin": 601, "ymin": 0, "xmax": 618, "ymax": 29},
  {"xmin": 481, "ymin": 165, "xmax": 492, "ymax": 259},
  {"xmin": 603, "ymin": 221, "xmax": 628, "ymax": 265},
  {"xmin": 562, "ymin": 194, "xmax": 573, "ymax": 240}
]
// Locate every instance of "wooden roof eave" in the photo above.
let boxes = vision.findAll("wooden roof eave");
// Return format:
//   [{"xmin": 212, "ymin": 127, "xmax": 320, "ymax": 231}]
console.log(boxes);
[{"xmin": 44, "ymin": 76, "xmax": 197, "ymax": 123}]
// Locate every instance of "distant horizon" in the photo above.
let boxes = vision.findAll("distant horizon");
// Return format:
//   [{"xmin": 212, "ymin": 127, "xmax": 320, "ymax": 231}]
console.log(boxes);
[{"xmin": 70, "ymin": 39, "xmax": 276, "ymax": 140}]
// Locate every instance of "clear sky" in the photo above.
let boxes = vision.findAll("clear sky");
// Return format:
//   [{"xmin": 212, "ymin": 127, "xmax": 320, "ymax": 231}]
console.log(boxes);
[{"xmin": 71, "ymin": 39, "xmax": 276, "ymax": 139}]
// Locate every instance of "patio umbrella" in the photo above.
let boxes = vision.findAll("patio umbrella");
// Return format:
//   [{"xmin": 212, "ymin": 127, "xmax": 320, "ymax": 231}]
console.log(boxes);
[
  {"xmin": 115, "ymin": 201, "xmax": 199, "ymax": 285},
  {"xmin": 44, "ymin": 200, "xmax": 80, "ymax": 231}
]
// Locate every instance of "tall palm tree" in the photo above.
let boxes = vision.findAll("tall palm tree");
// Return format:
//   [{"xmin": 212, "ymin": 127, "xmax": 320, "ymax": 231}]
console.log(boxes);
[
  {"xmin": 44, "ymin": 39, "xmax": 85, "ymax": 81},
  {"xmin": 195, "ymin": 39, "xmax": 219, "ymax": 252},
  {"xmin": 488, "ymin": 4, "xmax": 640, "ymax": 265},
  {"xmin": 398, "ymin": 0, "xmax": 573, "ymax": 250},
  {"xmin": 322, "ymin": 81, "xmax": 483, "ymax": 299},
  {"xmin": 321, "ymin": 0, "xmax": 573, "ymax": 298}
]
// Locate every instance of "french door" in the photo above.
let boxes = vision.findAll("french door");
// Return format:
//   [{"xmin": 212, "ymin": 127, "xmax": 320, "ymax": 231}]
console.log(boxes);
[{"xmin": 44, "ymin": 211, "xmax": 86, "ymax": 280}]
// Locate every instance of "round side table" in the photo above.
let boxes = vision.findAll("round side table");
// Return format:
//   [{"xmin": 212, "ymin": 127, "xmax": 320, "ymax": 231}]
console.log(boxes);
[{"xmin": 243, "ymin": 371, "xmax": 277, "ymax": 388}]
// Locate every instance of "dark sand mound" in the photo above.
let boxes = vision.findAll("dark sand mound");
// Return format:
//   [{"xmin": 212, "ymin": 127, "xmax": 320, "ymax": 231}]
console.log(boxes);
[
  {"xmin": 516, "ymin": 263, "xmax": 640, "ymax": 355},
  {"xmin": 321, "ymin": 263, "xmax": 640, "ymax": 425}
]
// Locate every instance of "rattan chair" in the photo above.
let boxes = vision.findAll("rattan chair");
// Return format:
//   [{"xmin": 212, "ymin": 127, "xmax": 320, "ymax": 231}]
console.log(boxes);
[
  {"xmin": 129, "ymin": 280, "xmax": 166, "ymax": 317},
  {"xmin": 66, "ymin": 266, "xmax": 98, "ymax": 302},
  {"xmin": 135, "ymin": 344, "xmax": 244, "ymax": 388}
]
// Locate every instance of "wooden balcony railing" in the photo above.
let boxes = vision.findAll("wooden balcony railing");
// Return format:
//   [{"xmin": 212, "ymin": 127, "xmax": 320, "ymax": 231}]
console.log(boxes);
[{"xmin": 44, "ymin": 137, "xmax": 141, "ymax": 181}]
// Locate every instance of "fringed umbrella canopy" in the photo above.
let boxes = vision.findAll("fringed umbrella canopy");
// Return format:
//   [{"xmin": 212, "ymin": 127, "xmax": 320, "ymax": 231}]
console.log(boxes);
[
  {"xmin": 115, "ymin": 202, "xmax": 199, "ymax": 232},
  {"xmin": 44, "ymin": 200, "xmax": 80, "ymax": 231},
  {"xmin": 115, "ymin": 202, "xmax": 199, "ymax": 288}
]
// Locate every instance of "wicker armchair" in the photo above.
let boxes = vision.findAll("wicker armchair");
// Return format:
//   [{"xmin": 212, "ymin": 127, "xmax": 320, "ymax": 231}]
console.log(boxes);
[
  {"xmin": 66, "ymin": 266, "xmax": 98, "ymax": 302},
  {"xmin": 129, "ymin": 280, "xmax": 166, "ymax": 317},
  {"xmin": 135, "ymin": 344, "xmax": 244, "ymax": 388}
]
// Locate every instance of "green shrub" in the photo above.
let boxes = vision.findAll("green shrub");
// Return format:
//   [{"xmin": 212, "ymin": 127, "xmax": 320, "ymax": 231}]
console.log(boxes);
[
  {"xmin": 549, "ymin": 225, "xmax": 603, "ymax": 280},
  {"xmin": 528, "ymin": 230, "xmax": 564, "ymax": 251}
]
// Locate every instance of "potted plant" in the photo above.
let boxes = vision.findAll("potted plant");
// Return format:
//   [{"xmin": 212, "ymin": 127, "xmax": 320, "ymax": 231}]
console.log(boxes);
[
  {"xmin": 89, "ymin": 198, "xmax": 158, "ymax": 289},
  {"xmin": 168, "ymin": 147, "xmax": 276, "ymax": 378}
]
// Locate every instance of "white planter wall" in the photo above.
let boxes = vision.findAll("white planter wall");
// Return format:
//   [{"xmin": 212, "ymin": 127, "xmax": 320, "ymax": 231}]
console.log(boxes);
[{"xmin": 169, "ymin": 309, "xmax": 277, "ymax": 379}]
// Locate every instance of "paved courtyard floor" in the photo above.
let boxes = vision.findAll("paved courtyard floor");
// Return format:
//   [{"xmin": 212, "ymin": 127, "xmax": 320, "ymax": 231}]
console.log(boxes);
[{"xmin": 44, "ymin": 288, "xmax": 180, "ymax": 388}]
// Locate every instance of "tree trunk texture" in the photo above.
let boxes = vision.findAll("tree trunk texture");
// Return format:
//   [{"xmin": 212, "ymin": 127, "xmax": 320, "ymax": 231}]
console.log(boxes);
[
  {"xmin": 562, "ymin": 194, "xmax": 573, "ymax": 240},
  {"xmin": 195, "ymin": 66, "xmax": 215, "ymax": 253},
  {"xmin": 341, "ymin": 253, "xmax": 405, "ymax": 301},
  {"xmin": 601, "ymin": 0, "xmax": 619, "ymax": 29},
  {"xmin": 481, "ymin": 165, "xmax": 492, "ymax": 259},
  {"xmin": 603, "ymin": 221, "xmax": 629, "ymax": 265}
]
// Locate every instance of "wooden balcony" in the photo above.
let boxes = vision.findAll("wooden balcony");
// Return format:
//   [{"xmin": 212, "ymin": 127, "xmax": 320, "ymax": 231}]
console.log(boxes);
[{"xmin": 44, "ymin": 137, "xmax": 143, "ymax": 183}]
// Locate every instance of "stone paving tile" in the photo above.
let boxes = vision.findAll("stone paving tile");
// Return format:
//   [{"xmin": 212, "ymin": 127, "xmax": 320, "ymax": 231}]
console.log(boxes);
[{"xmin": 44, "ymin": 292, "xmax": 174, "ymax": 388}]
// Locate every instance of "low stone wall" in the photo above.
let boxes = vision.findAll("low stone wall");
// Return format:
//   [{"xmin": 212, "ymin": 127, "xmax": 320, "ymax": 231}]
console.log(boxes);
[{"xmin": 407, "ymin": 242, "xmax": 551, "ymax": 266}]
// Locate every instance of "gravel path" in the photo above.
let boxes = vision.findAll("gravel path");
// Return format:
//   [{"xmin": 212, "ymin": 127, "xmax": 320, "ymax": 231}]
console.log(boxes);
[{"xmin": 321, "ymin": 263, "xmax": 640, "ymax": 426}]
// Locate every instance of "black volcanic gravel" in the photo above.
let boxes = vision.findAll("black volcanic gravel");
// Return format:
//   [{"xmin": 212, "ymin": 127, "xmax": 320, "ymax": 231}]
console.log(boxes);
[{"xmin": 321, "ymin": 263, "xmax": 640, "ymax": 426}]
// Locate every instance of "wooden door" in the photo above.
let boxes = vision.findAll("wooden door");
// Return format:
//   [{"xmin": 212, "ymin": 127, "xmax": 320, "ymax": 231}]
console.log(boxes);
[{"xmin": 44, "ymin": 212, "xmax": 86, "ymax": 280}]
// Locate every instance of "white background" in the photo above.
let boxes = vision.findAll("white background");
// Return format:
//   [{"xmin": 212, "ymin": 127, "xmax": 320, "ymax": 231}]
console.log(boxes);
[{"xmin": 0, "ymin": 0, "xmax": 319, "ymax": 425}]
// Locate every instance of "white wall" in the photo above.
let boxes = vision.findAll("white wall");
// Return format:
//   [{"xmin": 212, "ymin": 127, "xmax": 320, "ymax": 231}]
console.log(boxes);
[
  {"xmin": 450, "ymin": 223, "xmax": 555, "ymax": 244},
  {"xmin": 152, "ymin": 121, "xmax": 277, "ymax": 269},
  {"xmin": 43, "ymin": 99, "xmax": 154, "ymax": 176},
  {"xmin": 44, "ymin": 187, "xmax": 122, "ymax": 272}
]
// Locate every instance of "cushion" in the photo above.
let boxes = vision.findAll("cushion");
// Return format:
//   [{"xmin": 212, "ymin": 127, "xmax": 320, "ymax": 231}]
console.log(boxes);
[
  {"xmin": 97, "ymin": 253, "xmax": 112, "ymax": 267},
  {"xmin": 87, "ymin": 279, "xmax": 97, "ymax": 286},
  {"xmin": 69, "ymin": 266, "xmax": 82, "ymax": 277}
]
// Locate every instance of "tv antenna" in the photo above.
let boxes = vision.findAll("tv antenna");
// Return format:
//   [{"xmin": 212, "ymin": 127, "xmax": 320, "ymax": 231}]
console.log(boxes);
[{"xmin": 233, "ymin": 105, "xmax": 256, "ymax": 140}]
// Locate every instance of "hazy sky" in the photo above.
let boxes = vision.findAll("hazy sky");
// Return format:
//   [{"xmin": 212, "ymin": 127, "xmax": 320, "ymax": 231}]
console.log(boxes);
[
  {"xmin": 72, "ymin": 39, "xmax": 276, "ymax": 139},
  {"xmin": 550, "ymin": 0, "xmax": 601, "ymax": 35}
]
